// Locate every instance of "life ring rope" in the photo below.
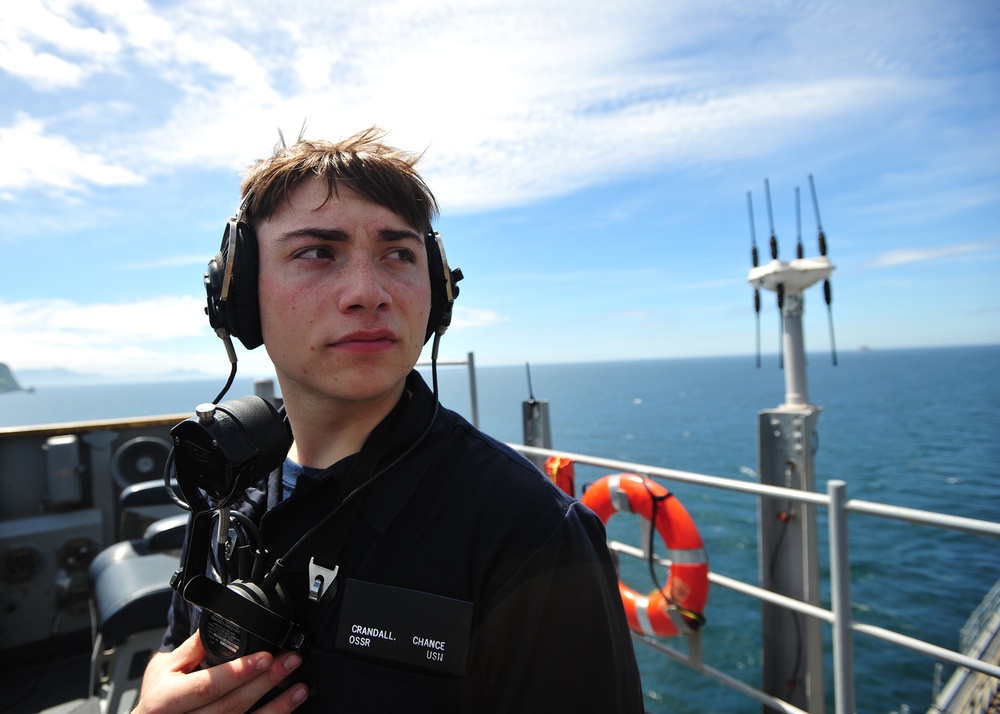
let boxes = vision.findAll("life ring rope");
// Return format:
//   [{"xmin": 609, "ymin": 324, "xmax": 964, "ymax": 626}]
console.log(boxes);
[
  {"xmin": 583, "ymin": 472, "xmax": 710, "ymax": 638},
  {"xmin": 643, "ymin": 480, "xmax": 707, "ymax": 630}
]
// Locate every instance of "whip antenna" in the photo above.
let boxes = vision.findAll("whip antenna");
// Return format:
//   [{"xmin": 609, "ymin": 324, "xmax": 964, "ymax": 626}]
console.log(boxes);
[
  {"xmin": 776, "ymin": 283, "xmax": 785, "ymax": 370},
  {"xmin": 764, "ymin": 178, "xmax": 779, "ymax": 260},
  {"xmin": 747, "ymin": 191, "xmax": 761, "ymax": 368},
  {"xmin": 795, "ymin": 187, "xmax": 804, "ymax": 259},
  {"xmin": 824, "ymin": 281, "xmax": 838, "ymax": 366},
  {"xmin": 809, "ymin": 174, "xmax": 827, "ymax": 257},
  {"xmin": 809, "ymin": 175, "xmax": 838, "ymax": 366},
  {"xmin": 765, "ymin": 179, "xmax": 783, "ymax": 369}
]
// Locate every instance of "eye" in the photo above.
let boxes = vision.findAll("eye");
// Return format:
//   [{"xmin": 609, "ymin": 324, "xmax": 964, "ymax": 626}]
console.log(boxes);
[
  {"xmin": 294, "ymin": 245, "xmax": 335, "ymax": 260},
  {"xmin": 386, "ymin": 247, "xmax": 418, "ymax": 263}
]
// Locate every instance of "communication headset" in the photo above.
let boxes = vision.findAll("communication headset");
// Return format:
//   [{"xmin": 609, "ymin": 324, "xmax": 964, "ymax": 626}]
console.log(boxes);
[{"xmin": 204, "ymin": 207, "xmax": 463, "ymax": 352}]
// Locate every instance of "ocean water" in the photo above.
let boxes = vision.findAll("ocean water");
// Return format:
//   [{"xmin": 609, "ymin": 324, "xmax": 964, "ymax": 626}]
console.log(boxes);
[{"xmin": 2, "ymin": 345, "xmax": 998, "ymax": 713}]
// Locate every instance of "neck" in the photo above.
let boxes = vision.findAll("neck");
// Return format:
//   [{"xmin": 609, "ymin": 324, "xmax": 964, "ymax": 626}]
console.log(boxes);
[{"xmin": 281, "ymin": 381, "xmax": 407, "ymax": 469}]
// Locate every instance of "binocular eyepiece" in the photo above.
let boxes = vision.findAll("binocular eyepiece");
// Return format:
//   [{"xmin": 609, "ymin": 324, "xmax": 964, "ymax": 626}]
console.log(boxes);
[{"xmin": 170, "ymin": 395, "xmax": 291, "ymax": 507}]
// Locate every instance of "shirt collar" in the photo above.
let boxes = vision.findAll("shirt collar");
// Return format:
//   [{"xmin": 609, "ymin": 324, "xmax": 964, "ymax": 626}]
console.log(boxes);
[{"xmin": 354, "ymin": 370, "xmax": 443, "ymax": 535}]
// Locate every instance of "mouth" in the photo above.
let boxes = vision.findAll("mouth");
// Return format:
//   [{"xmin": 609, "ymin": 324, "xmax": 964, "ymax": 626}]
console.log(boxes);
[{"xmin": 330, "ymin": 330, "xmax": 398, "ymax": 354}]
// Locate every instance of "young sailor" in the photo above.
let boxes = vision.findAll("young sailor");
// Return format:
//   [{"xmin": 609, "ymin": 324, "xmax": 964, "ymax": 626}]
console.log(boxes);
[{"xmin": 138, "ymin": 128, "xmax": 643, "ymax": 713}]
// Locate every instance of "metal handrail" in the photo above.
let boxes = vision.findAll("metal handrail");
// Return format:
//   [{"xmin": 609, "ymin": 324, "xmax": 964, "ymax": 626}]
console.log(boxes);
[
  {"xmin": 962, "ymin": 578, "xmax": 1000, "ymax": 653},
  {"xmin": 510, "ymin": 443, "xmax": 1000, "ymax": 713},
  {"xmin": 417, "ymin": 351, "xmax": 479, "ymax": 428},
  {"xmin": 513, "ymin": 445, "xmax": 1000, "ymax": 540}
]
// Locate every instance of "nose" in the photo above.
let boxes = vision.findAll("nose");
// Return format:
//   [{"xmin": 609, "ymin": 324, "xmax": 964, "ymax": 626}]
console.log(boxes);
[{"xmin": 337, "ymin": 255, "xmax": 391, "ymax": 313}]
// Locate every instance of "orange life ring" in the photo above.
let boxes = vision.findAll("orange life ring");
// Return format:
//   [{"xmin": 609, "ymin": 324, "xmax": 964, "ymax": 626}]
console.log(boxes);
[
  {"xmin": 582, "ymin": 473, "xmax": 709, "ymax": 637},
  {"xmin": 544, "ymin": 455, "xmax": 576, "ymax": 496}
]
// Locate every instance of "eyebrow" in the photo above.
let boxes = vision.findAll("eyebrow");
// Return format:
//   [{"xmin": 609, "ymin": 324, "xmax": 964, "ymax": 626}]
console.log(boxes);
[{"xmin": 277, "ymin": 227, "xmax": 423, "ymax": 243}]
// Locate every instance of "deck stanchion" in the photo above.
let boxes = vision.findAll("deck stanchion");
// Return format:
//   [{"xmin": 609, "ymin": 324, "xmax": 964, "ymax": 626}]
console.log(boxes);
[
  {"xmin": 416, "ymin": 352, "xmax": 478, "ymax": 428},
  {"xmin": 522, "ymin": 398, "xmax": 552, "ymax": 473},
  {"xmin": 522, "ymin": 364, "xmax": 552, "ymax": 472},
  {"xmin": 466, "ymin": 352, "xmax": 479, "ymax": 429},
  {"xmin": 827, "ymin": 480, "xmax": 856, "ymax": 714}
]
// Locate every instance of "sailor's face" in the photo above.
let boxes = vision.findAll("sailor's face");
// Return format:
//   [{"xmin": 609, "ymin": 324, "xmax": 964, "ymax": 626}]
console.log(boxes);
[{"xmin": 256, "ymin": 178, "xmax": 431, "ymax": 409}]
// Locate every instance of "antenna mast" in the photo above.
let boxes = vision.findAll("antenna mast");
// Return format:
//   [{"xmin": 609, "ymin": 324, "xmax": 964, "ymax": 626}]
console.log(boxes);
[
  {"xmin": 747, "ymin": 177, "xmax": 837, "ymax": 406},
  {"xmin": 748, "ymin": 180, "xmax": 838, "ymax": 710}
]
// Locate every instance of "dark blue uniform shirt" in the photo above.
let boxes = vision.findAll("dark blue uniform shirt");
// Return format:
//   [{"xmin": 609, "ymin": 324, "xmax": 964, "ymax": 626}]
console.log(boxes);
[{"xmin": 162, "ymin": 371, "xmax": 643, "ymax": 712}]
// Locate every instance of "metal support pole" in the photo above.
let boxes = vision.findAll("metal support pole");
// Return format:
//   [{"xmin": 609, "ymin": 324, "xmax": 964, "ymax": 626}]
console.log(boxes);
[
  {"xmin": 757, "ymin": 406, "xmax": 825, "ymax": 713},
  {"xmin": 81, "ymin": 430, "xmax": 118, "ymax": 547},
  {"xmin": 827, "ymin": 480, "xmax": 856, "ymax": 714},
  {"xmin": 254, "ymin": 378, "xmax": 282, "ymax": 408},
  {"xmin": 522, "ymin": 398, "xmax": 552, "ymax": 473},
  {"xmin": 466, "ymin": 352, "xmax": 479, "ymax": 429},
  {"xmin": 782, "ymin": 292, "xmax": 810, "ymax": 406},
  {"xmin": 749, "ymin": 242, "xmax": 834, "ymax": 712}
]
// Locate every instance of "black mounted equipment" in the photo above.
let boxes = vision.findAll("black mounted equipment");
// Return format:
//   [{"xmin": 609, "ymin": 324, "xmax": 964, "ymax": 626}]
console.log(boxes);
[
  {"xmin": 170, "ymin": 396, "xmax": 290, "ymax": 507},
  {"xmin": 169, "ymin": 394, "xmax": 299, "ymax": 666}
]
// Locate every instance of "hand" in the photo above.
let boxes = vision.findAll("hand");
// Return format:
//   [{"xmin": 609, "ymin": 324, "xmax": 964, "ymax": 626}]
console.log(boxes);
[{"xmin": 134, "ymin": 631, "xmax": 308, "ymax": 713}]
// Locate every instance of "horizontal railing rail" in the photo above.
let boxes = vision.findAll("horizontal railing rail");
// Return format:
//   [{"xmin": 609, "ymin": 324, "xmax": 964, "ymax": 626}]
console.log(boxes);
[
  {"xmin": 962, "ymin": 578, "xmax": 1000, "ymax": 653},
  {"xmin": 513, "ymin": 444, "xmax": 1000, "ymax": 540},
  {"xmin": 510, "ymin": 443, "xmax": 1000, "ymax": 712},
  {"xmin": 417, "ymin": 351, "xmax": 479, "ymax": 428}
]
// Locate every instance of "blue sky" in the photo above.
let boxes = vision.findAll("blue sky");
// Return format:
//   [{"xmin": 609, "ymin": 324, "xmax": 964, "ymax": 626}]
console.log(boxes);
[{"xmin": 1, "ymin": 0, "xmax": 998, "ymax": 381}]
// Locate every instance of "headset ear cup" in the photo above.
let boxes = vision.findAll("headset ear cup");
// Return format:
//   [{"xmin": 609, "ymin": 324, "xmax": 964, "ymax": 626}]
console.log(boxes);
[
  {"xmin": 205, "ymin": 250, "xmax": 228, "ymax": 337},
  {"xmin": 204, "ymin": 221, "xmax": 263, "ymax": 350},
  {"xmin": 424, "ymin": 232, "xmax": 461, "ymax": 343},
  {"xmin": 228, "ymin": 222, "xmax": 263, "ymax": 350}
]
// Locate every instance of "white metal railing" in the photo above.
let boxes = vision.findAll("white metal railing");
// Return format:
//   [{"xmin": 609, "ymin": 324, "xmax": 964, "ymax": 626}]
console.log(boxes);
[
  {"xmin": 417, "ymin": 352, "xmax": 479, "ymax": 428},
  {"xmin": 510, "ymin": 443, "xmax": 1000, "ymax": 714},
  {"xmin": 962, "ymin": 578, "xmax": 1000, "ymax": 653}
]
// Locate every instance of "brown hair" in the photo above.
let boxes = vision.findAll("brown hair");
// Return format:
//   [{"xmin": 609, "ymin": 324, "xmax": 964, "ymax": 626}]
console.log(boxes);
[{"xmin": 239, "ymin": 126, "xmax": 438, "ymax": 234}]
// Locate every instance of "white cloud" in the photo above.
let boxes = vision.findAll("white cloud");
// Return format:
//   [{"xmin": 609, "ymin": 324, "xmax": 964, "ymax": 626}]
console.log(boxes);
[
  {"xmin": 0, "ymin": 0, "xmax": 121, "ymax": 89},
  {"xmin": 450, "ymin": 306, "xmax": 506, "ymax": 330},
  {"xmin": 0, "ymin": 295, "xmax": 510, "ymax": 377},
  {"xmin": 424, "ymin": 76, "xmax": 900, "ymax": 213},
  {"xmin": 0, "ymin": 0, "xmax": 944, "ymax": 211},
  {"xmin": 116, "ymin": 255, "xmax": 211, "ymax": 270},
  {"xmin": 0, "ymin": 113, "xmax": 144, "ymax": 193},
  {"xmin": 867, "ymin": 242, "xmax": 997, "ymax": 268},
  {"xmin": 0, "ymin": 296, "xmax": 211, "ymax": 375},
  {"xmin": 1, "ymin": 295, "xmax": 206, "ymax": 341}
]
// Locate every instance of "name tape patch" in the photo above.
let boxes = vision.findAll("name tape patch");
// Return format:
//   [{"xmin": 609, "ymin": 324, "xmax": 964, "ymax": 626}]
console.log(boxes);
[{"xmin": 336, "ymin": 579, "xmax": 473, "ymax": 676}]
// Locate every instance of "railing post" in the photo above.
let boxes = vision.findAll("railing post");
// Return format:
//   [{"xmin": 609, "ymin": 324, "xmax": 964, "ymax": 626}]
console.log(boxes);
[
  {"xmin": 81, "ymin": 430, "xmax": 118, "ymax": 546},
  {"xmin": 254, "ymin": 378, "xmax": 281, "ymax": 408},
  {"xmin": 827, "ymin": 480, "xmax": 856, "ymax": 714},
  {"xmin": 757, "ymin": 407, "xmax": 825, "ymax": 713},
  {"xmin": 522, "ymin": 398, "xmax": 552, "ymax": 473},
  {"xmin": 466, "ymin": 352, "xmax": 479, "ymax": 429}
]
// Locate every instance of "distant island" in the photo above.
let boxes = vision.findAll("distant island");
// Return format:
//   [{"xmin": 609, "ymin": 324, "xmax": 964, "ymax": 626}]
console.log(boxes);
[
  {"xmin": 9, "ymin": 366, "xmax": 87, "ymax": 386},
  {"xmin": 0, "ymin": 362, "xmax": 31, "ymax": 393}
]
